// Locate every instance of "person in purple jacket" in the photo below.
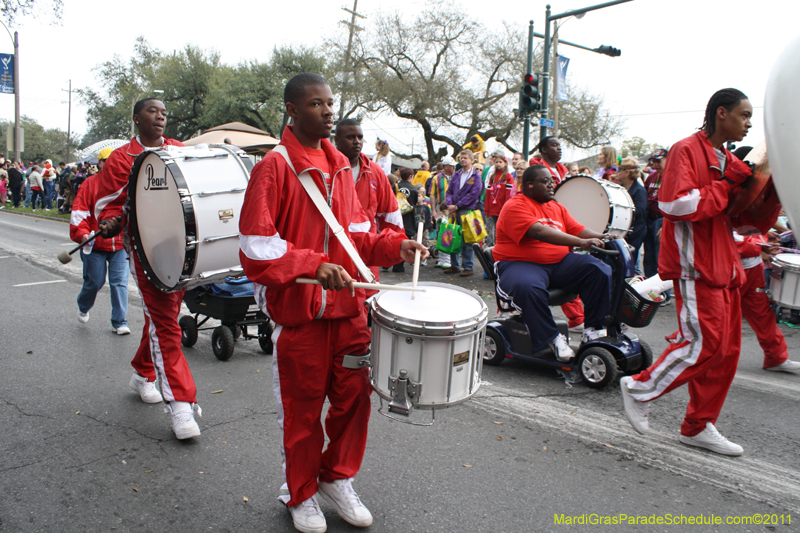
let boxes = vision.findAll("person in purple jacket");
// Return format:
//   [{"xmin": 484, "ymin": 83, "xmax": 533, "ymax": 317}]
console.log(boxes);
[{"xmin": 444, "ymin": 149, "xmax": 483, "ymax": 277}]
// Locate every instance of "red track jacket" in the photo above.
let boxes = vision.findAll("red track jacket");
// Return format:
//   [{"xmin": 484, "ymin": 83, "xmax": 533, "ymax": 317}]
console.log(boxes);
[
  {"xmin": 69, "ymin": 173, "xmax": 125, "ymax": 252},
  {"xmin": 239, "ymin": 127, "xmax": 406, "ymax": 327},
  {"xmin": 354, "ymin": 152, "xmax": 404, "ymax": 235}
]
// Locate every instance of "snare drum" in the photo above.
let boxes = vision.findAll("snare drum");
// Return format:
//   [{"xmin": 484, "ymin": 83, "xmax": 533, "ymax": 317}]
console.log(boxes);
[
  {"xmin": 368, "ymin": 282, "xmax": 489, "ymax": 416},
  {"xmin": 554, "ymin": 176, "xmax": 633, "ymax": 237},
  {"xmin": 128, "ymin": 144, "xmax": 253, "ymax": 292},
  {"xmin": 770, "ymin": 253, "xmax": 800, "ymax": 310}
]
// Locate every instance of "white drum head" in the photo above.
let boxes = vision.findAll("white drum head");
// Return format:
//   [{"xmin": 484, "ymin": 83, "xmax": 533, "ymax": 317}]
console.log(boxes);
[
  {"xmin": 376, "ymin": 285, "xmax": 483, "ymax": 323},
  {"xmin": 132, "ymin": 152, "xmax": 186, "ymax": 288},
  {"xmin": 775, "ymin": 253, "xmax": 800, "ymax": 271},
  {"xmin": 554, "ymin": 176, "xmax": 610, "ymax": 234}
]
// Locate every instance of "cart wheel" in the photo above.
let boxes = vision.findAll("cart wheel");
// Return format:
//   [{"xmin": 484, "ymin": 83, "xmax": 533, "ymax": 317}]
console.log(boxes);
[
  {"xmin": 629, "ymin": 339, "xmax": 653, "ymax": 374},
  {"xmin": 578, "ymin": 347, "xmax": 618, "ymax": 389},
  {"xmin": 483, "ymin": 329, "xmax": 506, "ymax": 366},
  {"xmin": 227, "ymin": 324, "xmax": 242, "ymax": 341},
  {"xmin": 258, "ymin": 322, "xmax": 274, "ymax": 355},
  {"xmin": 212, "ymin": 326, "xmax": 235, "ymax": 361},
  {"xmin": 179, "ymin": 315, "xmax": 198, "ymax": 348}
]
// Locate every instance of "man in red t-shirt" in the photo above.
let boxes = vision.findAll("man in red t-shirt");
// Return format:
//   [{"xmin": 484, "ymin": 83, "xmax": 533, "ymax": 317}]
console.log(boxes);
[{"xmin": 493, "ymin": 165, "xmax": 611, "ymax": 361}]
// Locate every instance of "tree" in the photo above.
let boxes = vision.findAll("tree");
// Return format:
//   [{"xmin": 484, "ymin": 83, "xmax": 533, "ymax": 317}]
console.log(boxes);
[
  {"xmin": 2, "ymin": 0, "xmax": 62, "ymax": 25},
  {"xmin": 328, "ymin": 0, "xmax": 623, "ymax": 162},
  {"xmin": 202, "ymin": 46, "xmax": 329, "ymax": 138},
  {"xmin": 0, "ymin": 115, "xmax": 78, "ymax": 162},
  {"xmin": 619, "ymin": 136, "xmax": 665, "ymax": 159}
]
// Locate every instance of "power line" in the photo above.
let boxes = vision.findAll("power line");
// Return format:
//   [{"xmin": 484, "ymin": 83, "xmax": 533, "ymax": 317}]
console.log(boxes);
[{"xmin": 610, "ymin": 105, "xmax": 763, "ymax": 118}]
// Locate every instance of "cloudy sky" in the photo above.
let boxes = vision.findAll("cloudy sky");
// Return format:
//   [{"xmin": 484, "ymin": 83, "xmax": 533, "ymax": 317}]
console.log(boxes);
[{"xmin": 0, "ymin": 0, "xmax": 796, "ymax": 160}]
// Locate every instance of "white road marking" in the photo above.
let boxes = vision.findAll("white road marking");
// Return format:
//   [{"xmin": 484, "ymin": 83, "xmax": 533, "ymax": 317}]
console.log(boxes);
[
  {"xmin": 0, "ymin": 255, "xmax": 11, "ymax": 259},
  {"xmin": 733, "ymin": 372, "xmax": 800, "ymax": 400},
  {"xmin": 473, "ymin": 382, "xmax": 800, "ymax": 513},
  {"xmin": 13, "ymin": 280, "xmax": 68, "ymax": 287}
]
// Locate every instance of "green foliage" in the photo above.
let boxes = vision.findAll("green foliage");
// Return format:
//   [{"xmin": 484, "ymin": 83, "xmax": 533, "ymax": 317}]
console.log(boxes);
[
  {"xmin": 619, "ymin": 136, "xmax": 665, "ymax": 159},
  {"xmin": 0, "ymin": 115, "xmax": 77, "ymax": 163},
  {"xmin": 1, "ymin": 0, "xmax": 62, "ymax": 25}
]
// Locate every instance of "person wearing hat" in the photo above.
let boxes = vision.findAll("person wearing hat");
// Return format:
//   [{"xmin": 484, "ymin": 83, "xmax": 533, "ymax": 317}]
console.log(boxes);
[
  {"xmin": 643, "ymin": 148, "xmax": 668, "ymax": 282},
  {"xmin": 69, "ymin": 146, "xmax": 131, "ymax": 338},
  {"xmin": 462, "ymin": 134, "xmax": 487, "ymax": 164},
  {"xmin": 431, "ymin": 156, "xmax": 455, "ymax": 268}
]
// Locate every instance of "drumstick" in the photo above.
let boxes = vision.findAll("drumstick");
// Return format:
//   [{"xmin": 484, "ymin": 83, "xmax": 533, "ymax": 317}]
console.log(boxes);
[
  {"xmin": 296, "ymin": 278, "xmax": 426, "ymax": 293},
  {"xmin": 411, "ymin": 221, "xmax": 424, "ymax": 300}
]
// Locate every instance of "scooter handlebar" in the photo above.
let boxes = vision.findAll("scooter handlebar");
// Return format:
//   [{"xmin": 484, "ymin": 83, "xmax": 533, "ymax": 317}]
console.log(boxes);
[{"xmin": 590, "ymin": 244, "xmax": 620, "ymax": 256}]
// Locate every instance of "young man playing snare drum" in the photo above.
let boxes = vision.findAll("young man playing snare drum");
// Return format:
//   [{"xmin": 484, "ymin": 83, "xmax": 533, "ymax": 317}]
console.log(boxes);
[{"xmin": 238, "ymin": 73, "xmax": 427, "ymax": 533}]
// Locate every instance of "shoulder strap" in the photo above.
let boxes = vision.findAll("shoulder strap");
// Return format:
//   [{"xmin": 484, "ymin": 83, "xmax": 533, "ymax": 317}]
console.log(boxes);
[{"xmin": 272, "ymin": 145, "xmax": 375, "ymax": 284}]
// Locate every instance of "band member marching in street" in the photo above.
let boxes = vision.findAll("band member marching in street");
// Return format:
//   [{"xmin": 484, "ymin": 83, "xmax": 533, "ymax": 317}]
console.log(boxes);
[
  {"xmin": 238, "ymin": 73, "xmax": 427, "ymax": 533},
  {"xmin": 620, "ymin": 89, "xmax": 781, "ymax": 456},
  {"xmin": 88, "ymin": 98, "xmax": 203, "ymax": 440}
]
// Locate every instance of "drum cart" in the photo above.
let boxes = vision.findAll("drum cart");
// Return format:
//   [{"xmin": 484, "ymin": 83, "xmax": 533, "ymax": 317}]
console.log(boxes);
[
  {"xmin": 179, "ymin": 285, "xmax": 273, "ymax": 361},
  {"xmin": 476, "ymin": 239, "xmax": 660, "ymax": 389}
]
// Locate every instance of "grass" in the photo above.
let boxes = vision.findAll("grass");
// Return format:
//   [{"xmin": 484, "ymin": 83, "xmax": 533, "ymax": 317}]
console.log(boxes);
[{"xmin": 1, "ymin": 205, "xmax": 71, "ymax": 221}]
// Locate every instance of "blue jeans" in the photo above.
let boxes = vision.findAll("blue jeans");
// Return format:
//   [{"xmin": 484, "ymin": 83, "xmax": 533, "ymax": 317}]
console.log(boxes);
[
  {"xmin": 42, "ymin": 181, "xmax": 54, "ymax": 209},
  {"xmin": 78, "ymin": 248, "xmax": 130, "ymax": 328},
  {"xmin": 24, "ymin": 180, "xmax": 30, "ymax": 207},
  {"xmin": 643, "ymin": 217, "xmax": 662, "ymax": 279},
  {"xmin": 450, "ymin": 209, "xmax": 475, "ymax": 270}
]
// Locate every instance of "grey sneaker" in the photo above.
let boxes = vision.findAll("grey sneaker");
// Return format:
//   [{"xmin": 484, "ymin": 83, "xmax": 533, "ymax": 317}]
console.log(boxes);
[
  {"xmin": 318, "ymin": 478, "xmax": 373, "ymax": 528},
  {"xmin": 114, "ymin": 325, "xmax": 131, "ymax": 335},
  {"xmin": 550, "ymin": 333, "xmax": 575, "ymax": 362},
  {"xmin": 620, "ymin": 376, "xmax": 649, "ymax": 434},
  {"xmin": 679, "ymin": 423, "xmax": 743, "ymax": 456},
  {"xmin": 77, "ymin": 310, "xmax": 89, "ymax": 324}
]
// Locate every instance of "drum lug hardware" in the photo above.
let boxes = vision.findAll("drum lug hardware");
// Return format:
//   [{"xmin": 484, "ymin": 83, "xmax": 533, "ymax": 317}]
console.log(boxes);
[
  {"xmin": 387, "ymin": 370, "xmax": 421, "ymax": 416},
  {"xmin": 342, "ymin": 352, "xmax": 371, "ymax": 369},
  {"xmin": 405, "ymin": 337, "xmax": 413, "ymax": 344}
]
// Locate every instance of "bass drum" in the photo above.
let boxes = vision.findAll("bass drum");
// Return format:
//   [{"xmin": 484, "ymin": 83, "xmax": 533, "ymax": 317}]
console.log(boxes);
[
  {"xmin": 128, "ymin": 144, "xmax": 253, "ymax": 292},
  {"xmin": 554, "ymin": 176, "xmax": 633, "ymax": 237}
]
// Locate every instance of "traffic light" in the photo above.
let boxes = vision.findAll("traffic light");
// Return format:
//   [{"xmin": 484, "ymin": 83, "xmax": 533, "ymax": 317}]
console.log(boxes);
[
  {"xmin": 519, "ymin": 73, "xmax": 541, "ymax": 114},
  {"xmin": 595, "ymin": 45, "xmax": 621, "ymax": 57}
]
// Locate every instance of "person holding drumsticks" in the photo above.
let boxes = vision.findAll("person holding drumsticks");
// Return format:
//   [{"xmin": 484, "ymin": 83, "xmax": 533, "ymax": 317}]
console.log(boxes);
[
  {"xmin": 620, "ymin": 88, "xmax": 781, "ymax": 456},
  {"xmin": 86, "ymin": 98, "xmax": 203, "ymax": 441},
  {"xmin": 492, "ymin": 164, "xmax": 612, "ymax": 363},
  {"xmin": 238, "ymin": 73, "xmax": 427, "ymax": 533}
]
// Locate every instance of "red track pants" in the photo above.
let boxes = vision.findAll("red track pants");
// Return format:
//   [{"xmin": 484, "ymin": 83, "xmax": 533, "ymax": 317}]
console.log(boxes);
[
  {"xmin": 626, "ymin": 279, "xmax": 741, "ymax": 437},
  {"xmin": 129, "ymin": 255, "xmax": 197, "ymax": 403},
  {"xmin": 272, "ymin": 310, "xmax": 372, "ymax": 507},
  {"xmin": 561, "ymin": 298, "xmax": 584, "ymax": 328},
  {"xmin": 741, "ymin": 264, "xmax": 788, "ymax": 368}
]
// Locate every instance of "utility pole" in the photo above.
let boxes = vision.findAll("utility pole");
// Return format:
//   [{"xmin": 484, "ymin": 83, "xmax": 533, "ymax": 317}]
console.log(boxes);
[
  {"xmin": 338, "ymin": 0, "xmax": 365, "ymax": 121},
  {"xmin": 61, "ymin": 79, "xmax": 72, "ymax": 163},
  {"xmin": 521, "ymin": 20, "xmax": 535, "ymax": 161}
]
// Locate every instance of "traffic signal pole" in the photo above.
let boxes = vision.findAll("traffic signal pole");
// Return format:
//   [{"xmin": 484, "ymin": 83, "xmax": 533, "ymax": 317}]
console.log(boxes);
[
  {"xmin": 522, "ymin": 20, "xmax": 534, "ymax": 161},
  {"xmin": 538, "ymin": 0, "xmax": 632, "ymax": 139}
]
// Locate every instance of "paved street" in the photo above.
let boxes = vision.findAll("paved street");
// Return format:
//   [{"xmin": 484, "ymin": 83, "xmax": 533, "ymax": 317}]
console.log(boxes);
[{"xmin": 1, "ymin": 210, "xmax": 799, "ymax": 532}]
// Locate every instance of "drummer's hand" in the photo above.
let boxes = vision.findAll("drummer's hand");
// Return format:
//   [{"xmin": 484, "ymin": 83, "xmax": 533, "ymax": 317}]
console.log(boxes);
[
  {"xmin": 80, "ymin": 233, "xmax": 91, "ymax": 244},
  {"xmin": 399, "ymin": 240, "xmax": 430, "ymax": 264},
  {"xmin": 578, "ymin": 238, "xmax": 604, "ymax": 250},
  {"xmin": 722, "ymin": 157, "xmax": 751, "ymax": 187},
  {"xmin": 98, "ymin": 216, "xmax": 122, "ymax": 238},
  {"xmin": 315, "ymin": 263, "xmax": 355, "ymax": 296}
]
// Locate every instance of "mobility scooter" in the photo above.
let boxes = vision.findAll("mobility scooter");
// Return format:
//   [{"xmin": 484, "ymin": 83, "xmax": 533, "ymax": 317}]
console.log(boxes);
[{"xmin": 474, "ymin": 239, "xmax": 661, "ymax": 389}]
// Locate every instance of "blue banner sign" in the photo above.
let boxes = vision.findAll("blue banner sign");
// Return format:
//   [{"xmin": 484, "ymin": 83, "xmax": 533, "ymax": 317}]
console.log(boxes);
[{"xmin": 0, "ymin": 53, "xmax": 14, "ymax": 94}]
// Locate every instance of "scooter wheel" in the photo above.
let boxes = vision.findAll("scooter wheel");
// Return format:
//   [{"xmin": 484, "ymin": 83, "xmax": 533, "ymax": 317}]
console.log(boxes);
[
  {"xmin": 629, "ymin": 339, "xmax": 653, "ymax": 374},
  {"xmin": 578, "ymin": 347, "xmax": 618, "ymax": 389},
  {"xmin": 483, "ymin": 329, "xmax": 506, "ymax": 366}
]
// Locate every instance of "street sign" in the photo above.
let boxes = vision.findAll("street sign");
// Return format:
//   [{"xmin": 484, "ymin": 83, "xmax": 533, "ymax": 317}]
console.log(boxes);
[{"xmin": 539, "ymin": 118, "xmax": 555, "ymax": 128}]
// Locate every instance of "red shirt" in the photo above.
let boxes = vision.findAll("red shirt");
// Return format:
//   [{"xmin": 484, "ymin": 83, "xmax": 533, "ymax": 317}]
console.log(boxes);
[
  {"xmin": 493, "ymin": 194, "xmax": 585, "ymax": 264},
  {"xmin": 304, "ymin": 146, "xmax": 332, "ymax": 189},
  {"xmin": 529, "ymin": 157, "xmax": 568, "ymax": 186}
]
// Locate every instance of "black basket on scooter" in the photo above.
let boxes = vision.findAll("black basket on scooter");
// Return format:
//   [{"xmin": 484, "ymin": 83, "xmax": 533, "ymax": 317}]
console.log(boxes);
[{"xmin": 614, "ymin": 282, "xmax": 662, "ymax": 328}]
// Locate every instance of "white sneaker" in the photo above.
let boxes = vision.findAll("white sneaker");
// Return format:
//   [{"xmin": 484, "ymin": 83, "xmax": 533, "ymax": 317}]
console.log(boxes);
[
  {"xmin": 114, "ymin": 325, "xmax": 131, "ymax": 335},
  {"xmin": 288, "ymin": 496, "xmax": 327, "ymax": 533},
  {"xmin": 129, "ymin": 372, "xmax": 163, "ymax": 404},
  {"xmin": 550, "ymin": 333, "xmax": 575, "ymax": 363},
  {"xmin": 568, "ymin": 323, "xmax": 584, "ymax": 334},
  {"xmin": 679, "ymin": 422, "xmax": 743, "ymax": 456},
  {"xmin": 318, "ymin": 478, "xmax": 373, "ymax": 528},
  {"xmin": 77, "ymin": 310, "xmax": 89, "ymax": 324},
  {"xmin": 166, "ymin": 401, "xmax": 201, "ymax": 439},
  {"xmin": 620, "ymin": 376, "xmax": 649, "ymax": 434},
  {"xmin": 764, "ymin": 360, "xmax": 800, "ymax": 374},
  {"xmin": 581, "ymin": 327, "xmax": 607, "ymax": 343}
]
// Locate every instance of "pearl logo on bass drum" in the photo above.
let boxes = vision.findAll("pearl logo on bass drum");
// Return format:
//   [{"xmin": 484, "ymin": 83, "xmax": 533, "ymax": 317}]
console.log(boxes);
[{"xmin": 143, "ymin": 164, "xmax": 168, "ymax": 190}]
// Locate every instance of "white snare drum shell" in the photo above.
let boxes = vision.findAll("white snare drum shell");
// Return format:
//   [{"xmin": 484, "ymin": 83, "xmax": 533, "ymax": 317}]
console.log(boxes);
[{"xmin": 770, "ymin": 254, "xmax": 800, "ymax": 310}]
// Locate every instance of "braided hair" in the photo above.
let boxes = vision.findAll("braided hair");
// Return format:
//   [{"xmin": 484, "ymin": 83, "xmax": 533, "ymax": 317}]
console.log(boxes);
[{"xmin": 701, "ymin": 88, "xmax": 748, "ymax": 136}]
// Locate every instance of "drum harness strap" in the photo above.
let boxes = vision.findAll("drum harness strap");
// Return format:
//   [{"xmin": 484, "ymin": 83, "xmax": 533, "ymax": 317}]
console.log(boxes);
[{"xmin": 272, "ymin": 145, "xmax": 374, "ymax": 370}]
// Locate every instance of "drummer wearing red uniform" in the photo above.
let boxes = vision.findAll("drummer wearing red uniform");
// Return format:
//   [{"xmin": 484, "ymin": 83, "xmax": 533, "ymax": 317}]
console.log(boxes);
[
  {"xmin": 238, "ymin": 73, "xmax": 427, "ymax": 533},
  {"xmin": 334, "ymin": 118, "xmax": 406, "ymax": 294},
  {"xmin": 91, "ymin": 98, "xmax": 203, "ymax": 441},
  {"xmin": 493, "ymin": 164, "xmax": 612, "ymax": 362},
  {"xmin": 620, "ymin": 88, "xmax": 781, "ymax": 456}
]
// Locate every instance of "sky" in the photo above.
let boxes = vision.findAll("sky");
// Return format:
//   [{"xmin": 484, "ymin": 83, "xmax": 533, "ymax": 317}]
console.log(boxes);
[{"xmin": 0, "ymin": 0, "xmax": 797, "ymax": 161}]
